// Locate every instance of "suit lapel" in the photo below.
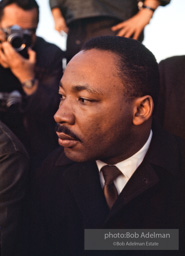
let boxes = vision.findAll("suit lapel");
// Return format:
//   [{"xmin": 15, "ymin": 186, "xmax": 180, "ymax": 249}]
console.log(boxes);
[
  {"xmin": 62, "ymin": 160, "xmax": 109, "ymax": 227},
  {"xmin": 106, "ymin": 161, "xmax": 159, "ymax": 221}
]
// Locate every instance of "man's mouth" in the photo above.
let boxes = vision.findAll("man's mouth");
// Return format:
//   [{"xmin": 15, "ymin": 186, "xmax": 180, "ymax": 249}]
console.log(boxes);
[
  {"xmin": 56, "ymin": 132, "xmax": 79, "ymax": 148},
  {"xmin": 57, "ymin": 132, "xmax": 76, "ymax": 141},
  {"xmin": 55, "ymin": 125, "xmax": 80, "ymax": 148}
]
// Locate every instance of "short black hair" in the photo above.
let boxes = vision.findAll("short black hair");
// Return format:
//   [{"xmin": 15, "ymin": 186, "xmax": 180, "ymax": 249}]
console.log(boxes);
[
  {"xmin": 82, "ymin": 36, "xmax": 160, "ymax": 107},
  {"xmin": 0, "ymin": 0, "xmax": 39, "ymax": 22}
]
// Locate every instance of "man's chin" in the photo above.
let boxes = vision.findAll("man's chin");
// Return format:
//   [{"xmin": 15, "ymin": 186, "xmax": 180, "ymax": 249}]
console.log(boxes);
[{"xmin": 63, "ymin": 148, "xmax": 92, "ymax": 163}]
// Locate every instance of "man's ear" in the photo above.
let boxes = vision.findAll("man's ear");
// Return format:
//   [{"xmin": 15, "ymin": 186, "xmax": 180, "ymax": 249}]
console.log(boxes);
[{"xmin": 132, "ymin": 95, "xmax": 154, "ymax": 126}]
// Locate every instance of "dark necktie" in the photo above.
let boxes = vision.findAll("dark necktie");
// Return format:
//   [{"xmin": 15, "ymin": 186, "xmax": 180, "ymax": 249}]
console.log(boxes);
[{"xmin": 101, "ymin": 165, "xmax": 122, "ymax": 209}]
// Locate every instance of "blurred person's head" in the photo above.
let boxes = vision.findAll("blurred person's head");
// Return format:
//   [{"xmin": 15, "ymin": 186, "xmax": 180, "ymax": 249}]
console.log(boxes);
[
  {"xmin": 0, "ymin": 0, "xmax": 39, "ymax": 46},
  {"xmin": 54, "ymin": 36, "xmax": 160, "ymax": 164}
]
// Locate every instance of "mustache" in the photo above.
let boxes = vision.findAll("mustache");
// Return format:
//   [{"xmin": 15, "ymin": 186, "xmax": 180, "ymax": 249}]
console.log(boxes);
[{"xmin": 55, "ymin": 124, "xmax": 80, "ymax": 141}]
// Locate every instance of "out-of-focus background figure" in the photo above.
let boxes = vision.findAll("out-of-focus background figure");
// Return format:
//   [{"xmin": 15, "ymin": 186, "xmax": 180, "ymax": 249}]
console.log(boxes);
[
  {"xmin": 49, "ymin": 0, "xmax": 170, "ymax": 61},
  {"xmin": 35, "ymin": 0, "xmax": 185, "ymax": 63},
  {"xmin": 0, "ymin": 0, "xmax": 64, "ymax": 168},
  {"xmin": 155, "ymin": 55, "xmax": 185, "ymax": 140}
]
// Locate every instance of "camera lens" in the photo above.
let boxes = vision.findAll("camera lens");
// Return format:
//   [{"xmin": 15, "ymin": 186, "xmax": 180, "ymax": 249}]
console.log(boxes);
[
  {"xmin": 7, "ymin": 34, "xmax": 26, "ymax": 51},
  {"xmin": 4, "ymin": 25, "xmax": 33, "ymax": 53},
  {"xmin": 11, "ymin": 36, "xmax": 25, "ymax": 50}
]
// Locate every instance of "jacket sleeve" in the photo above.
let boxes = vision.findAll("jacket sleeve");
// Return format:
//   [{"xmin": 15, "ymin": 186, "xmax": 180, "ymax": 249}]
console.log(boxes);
[
  {"xmin": 159, "ymin": 0, "xmax": 171, "ymax": 6},
  {"xmin": 141, "ymin": 0, "xmax": 171, "ymax": 6},
  {"xmin": 21, "ymin": 37, "xmax": 64, "ymax": 162},
  {"xmin": 0, "ymin": 122, "xmax": 29, "ymax": 255},
  {"xmin": 49, "ymin": 0, "xmax": 65, "ymax": 9}
]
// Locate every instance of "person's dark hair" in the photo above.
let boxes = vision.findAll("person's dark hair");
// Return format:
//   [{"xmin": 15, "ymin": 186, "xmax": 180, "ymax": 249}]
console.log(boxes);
[
  {"xmin": 0, "ymin": 0, "xmax": 39, "ymax": 22},
  {"xmin": 82, "ymin": 36, "xmax": 160, "ymax": 107}
]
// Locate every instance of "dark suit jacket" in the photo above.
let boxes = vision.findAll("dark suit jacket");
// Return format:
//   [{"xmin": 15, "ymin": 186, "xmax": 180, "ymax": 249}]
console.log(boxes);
[
  {"xmin": 155, "ymin": 56, "xmax": 185, "ymax": 140},
  {"xmin": 25, "ymin": 124, "xmax": 185, "ymax": 256}
]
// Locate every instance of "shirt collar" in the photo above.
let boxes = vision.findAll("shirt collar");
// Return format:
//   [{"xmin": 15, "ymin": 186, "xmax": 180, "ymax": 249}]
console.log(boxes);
[{"xmin": 96, "ymin": 130, "xmax": 153, "ymax": 179}]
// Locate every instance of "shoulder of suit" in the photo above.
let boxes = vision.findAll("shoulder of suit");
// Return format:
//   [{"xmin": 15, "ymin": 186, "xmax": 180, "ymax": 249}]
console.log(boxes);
[
  {"xmin": 159, "ymin": 55, "xmax": 185, "ymax": 69},
  {"xmin": 34, "ymin": 36, "xmax": 65, "ymax": 57}
]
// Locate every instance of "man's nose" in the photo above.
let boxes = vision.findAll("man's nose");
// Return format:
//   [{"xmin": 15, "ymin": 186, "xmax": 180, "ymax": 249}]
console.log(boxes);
[{"xmin": 54, "ymin": 101, "xmax": 75, "ymax": 125}]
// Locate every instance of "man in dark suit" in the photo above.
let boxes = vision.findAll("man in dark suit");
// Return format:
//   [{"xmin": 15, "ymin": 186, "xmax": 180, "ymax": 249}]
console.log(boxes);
[{"xmin": 27, "ymin": 36, "xmax": 185, "ymax": 256}]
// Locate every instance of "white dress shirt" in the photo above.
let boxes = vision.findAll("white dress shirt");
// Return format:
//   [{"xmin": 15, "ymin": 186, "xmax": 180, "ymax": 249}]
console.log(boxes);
[{"xmin": 96, "ymin": 130, "xmax": 153, "ymax": 194}]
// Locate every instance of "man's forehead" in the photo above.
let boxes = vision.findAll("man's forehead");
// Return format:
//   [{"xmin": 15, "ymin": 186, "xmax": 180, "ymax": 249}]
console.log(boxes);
[
  {"xmin": 60, "ymin": 49, "xmax": 125, "ymax": 96},
  {"xmin": 64, "ymin": 49, "xmax": 119, "ymax": 79},
  {"xmin": 1, "ymin": 4, "xmax": 38, "ymax": 27},
  {"xmin": 70, "ymin": 48, "xmax": 118, "ymax": 63}
]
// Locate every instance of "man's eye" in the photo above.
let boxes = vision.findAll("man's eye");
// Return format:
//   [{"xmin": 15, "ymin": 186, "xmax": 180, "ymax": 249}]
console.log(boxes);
[
  {"xmin": 78, "ymin": 97, "xmax": 95, "ymax": 104},
  {"xmin": 59, "ymin": 94, "xmax": 66, "ymax": 100},
  {"xmin": 79, "ymin": 97, "xmax": 88, "ymax": 103}
]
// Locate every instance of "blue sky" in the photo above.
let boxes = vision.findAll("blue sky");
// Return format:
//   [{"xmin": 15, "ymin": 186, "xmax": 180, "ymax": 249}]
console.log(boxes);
[{"xmin": 36, "ymin": 0, "xmax": 185, "ymax": 62}]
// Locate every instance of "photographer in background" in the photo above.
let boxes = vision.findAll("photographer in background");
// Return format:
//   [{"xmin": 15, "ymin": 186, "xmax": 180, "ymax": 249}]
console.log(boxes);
[{"xmin": 0, "ymin": 0, "xmax": 64, "ymax": 168}]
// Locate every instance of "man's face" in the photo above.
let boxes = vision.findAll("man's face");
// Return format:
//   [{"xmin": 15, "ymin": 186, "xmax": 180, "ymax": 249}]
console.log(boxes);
[
  {"xmin": 54, "ymin": 49, "xmax": 136, "ymax": 164},
  {"xmin": 0, "ymin": 3, "xmax": 38, "ymax": 40}
]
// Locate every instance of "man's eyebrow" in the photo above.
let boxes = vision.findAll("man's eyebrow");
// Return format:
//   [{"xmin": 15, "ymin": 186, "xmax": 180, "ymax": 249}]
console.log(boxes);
[
  {"xmin": 71, "ymin": 84, "xmax": 103, "ymax": 95},
  {"xmin": 59, "ymin": 82, "xmax": 103, "ymax": 95}
]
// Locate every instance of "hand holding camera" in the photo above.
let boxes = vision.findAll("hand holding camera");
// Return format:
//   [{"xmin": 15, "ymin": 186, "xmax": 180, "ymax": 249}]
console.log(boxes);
[
  {"xmin": 0, "ymin": 25, "xmax": 37, "ymax": 92},
  {"xmin": 2, "ymin": 25, "xmax": 33, "ymax": 54}
]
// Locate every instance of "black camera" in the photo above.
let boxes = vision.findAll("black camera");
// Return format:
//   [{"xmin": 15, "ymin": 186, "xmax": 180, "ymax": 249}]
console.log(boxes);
[
  {"xmin": 0, "ymin": 90, "xmax": 22, "ymax": 111},
  {"xmin": 3, "ymin": 25, "xmax": 33, "ymax": 54}
]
